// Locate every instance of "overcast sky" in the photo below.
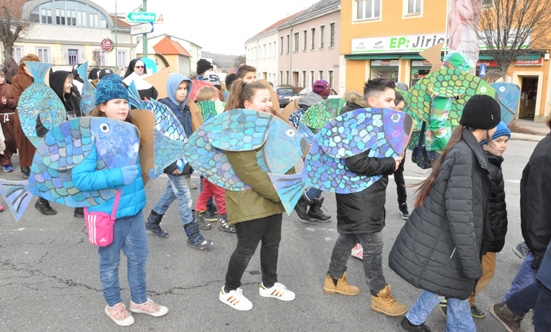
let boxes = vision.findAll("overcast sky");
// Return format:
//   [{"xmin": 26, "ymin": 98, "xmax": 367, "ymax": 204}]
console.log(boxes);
[{"xmin": 91, "ymin": 0, "xmax": 317, "ymax": 55}]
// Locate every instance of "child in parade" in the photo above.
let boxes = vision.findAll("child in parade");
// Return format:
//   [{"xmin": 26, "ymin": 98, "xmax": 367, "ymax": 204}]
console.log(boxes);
[
  {"xmin": 196, "ymin": 59, "xmax": 222, "ymax": 90},
  {"xmin": 389, "ymin": 95, "xmax": 501, "ymax": 331},
  {"xmin": 323, "ymin": 78, "xmax": 407, "ymax": 317},
  {"xmin": 0, "ymin": 72, "xmax": 16, "ymax": 173},
  {"xmin": 194, "ymin": 86, "xmax": 235, "ymax": 233},
  {"xmin": 72, "ymin": 74, "xmax": 168, "ymax": 327},
  {"xmin": 219, "ymin": 80, "xmax": 295, "ymax": 311},
  {"xmin": 145, "ymin": 73, "xmax": 214, "ymax": 249},
  {"xmin": 236, "ymin": 64, "xmax": 257, "ymax": 83}
]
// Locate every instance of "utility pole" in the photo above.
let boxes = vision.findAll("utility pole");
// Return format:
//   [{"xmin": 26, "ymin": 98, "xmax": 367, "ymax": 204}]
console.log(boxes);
[{"xmin": 142, "ymin": 0, "xmax": 148, "ymax": 58}]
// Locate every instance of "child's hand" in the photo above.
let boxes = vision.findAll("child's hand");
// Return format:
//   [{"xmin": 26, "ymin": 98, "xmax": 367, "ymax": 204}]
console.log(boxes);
[
  {"xmin": 121, "ymin": 165, "xmax": 139, "ymax": 185},
  {"xmin": 172, "ymin": 169, "xmax": 181, "ymax": 175},
  {"xmin": 394, "ymin": 157, "xmax": 403, "ymax": 171}
]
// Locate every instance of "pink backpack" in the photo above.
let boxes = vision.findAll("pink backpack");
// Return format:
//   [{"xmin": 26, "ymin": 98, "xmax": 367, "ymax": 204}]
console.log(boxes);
[{"xmin": 84, "ymin": 190, "xmax": 122, "ymax": 247}]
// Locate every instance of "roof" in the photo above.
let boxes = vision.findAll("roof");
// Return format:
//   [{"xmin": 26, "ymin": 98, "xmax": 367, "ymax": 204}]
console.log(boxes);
[
  {"xmin": 278, "ymin": 0, "xmax": 340, "ymax": 29},
  {"xmin": 254, "ymin": 11, "xmax": 302, "ymax": 37},
  {"xmin": 110, "ymin": 15, "xmax": 130, "ymax": 28},
  {"xmin": 153, "ymin": 36, "xmax": 192, "ymax": 57}
]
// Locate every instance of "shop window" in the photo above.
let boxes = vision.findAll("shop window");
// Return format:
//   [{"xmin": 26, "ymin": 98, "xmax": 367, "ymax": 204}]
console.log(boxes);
[
  {"xmin": 356, "ymin": 0, "xmax": 381, "ymax": 21},
  {"xmin": 330, "ymin": 23, "xmax": 335, "ymax": 47},
  {"xmin": 370, "ymin": 60, "xmax": 399, "ymax": 82}
]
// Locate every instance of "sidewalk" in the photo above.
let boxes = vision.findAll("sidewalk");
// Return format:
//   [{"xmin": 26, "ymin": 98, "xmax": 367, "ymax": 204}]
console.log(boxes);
[{"xmin": 510, "ymin": 118, "xmax": 548, "ymax": 142}]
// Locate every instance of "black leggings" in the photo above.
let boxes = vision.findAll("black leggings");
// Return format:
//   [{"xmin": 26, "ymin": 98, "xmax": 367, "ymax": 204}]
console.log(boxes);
[{"xmin": 224, "ymin": 214, "xmax": 282, "ymax": 291}]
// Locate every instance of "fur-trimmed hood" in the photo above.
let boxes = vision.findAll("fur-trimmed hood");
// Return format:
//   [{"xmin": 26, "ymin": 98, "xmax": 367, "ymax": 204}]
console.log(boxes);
[{"xmin": 343, "ymin": 90, "xmax": 368, "ymax": 108}]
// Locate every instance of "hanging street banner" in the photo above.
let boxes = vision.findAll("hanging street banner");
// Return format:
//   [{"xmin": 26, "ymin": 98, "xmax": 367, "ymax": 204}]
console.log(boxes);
[
  {"xmin": 131, "ymin": 22, "xmax": 154, "ymax": 35},
  {"xmin": 127, "ymin": 12, "xmax": 156, "ymax": 22}
]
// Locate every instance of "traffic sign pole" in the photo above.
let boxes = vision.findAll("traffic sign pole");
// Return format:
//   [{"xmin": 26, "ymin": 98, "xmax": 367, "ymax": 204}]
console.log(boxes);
[{"xmin": 143, "ymin": 0, "xmax": 148, "ymax": 58}]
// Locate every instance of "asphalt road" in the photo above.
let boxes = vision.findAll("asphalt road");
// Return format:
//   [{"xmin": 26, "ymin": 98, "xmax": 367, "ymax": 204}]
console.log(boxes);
[{"xmin": 0, "ymin": 138, "xmax": 539, "ymax": 332}]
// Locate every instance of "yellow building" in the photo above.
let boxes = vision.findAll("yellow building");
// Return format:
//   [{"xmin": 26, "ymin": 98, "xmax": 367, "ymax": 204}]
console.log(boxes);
[{"xmin": 340, "ymin": 0, "xmax": 551, "ymax": 122}]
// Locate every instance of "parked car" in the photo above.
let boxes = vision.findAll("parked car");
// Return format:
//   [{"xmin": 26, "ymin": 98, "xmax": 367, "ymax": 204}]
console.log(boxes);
[
  {"xmin": 295, "ymin": 87, "xmax": 340, "ymax": 99},
  {"xmin": 274, "ymin": 86, "xmax": 297, "ymax": 107}
]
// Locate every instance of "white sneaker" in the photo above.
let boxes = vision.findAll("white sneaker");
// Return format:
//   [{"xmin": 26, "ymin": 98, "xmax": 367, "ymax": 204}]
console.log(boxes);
[
  {"xmin": 351, "ymin": 243, "xmax": 364, "ymax": 260},
  {"xmin": 105, "ymin": 303, "xmax": 135, "ymax": 326},
  {"xmin": 259, "ymin": 282, "xmax": 296, "ymax": 301},
  {"xmin": 219, "ymin": 286, "xmax": 253, "ymax": 311}
]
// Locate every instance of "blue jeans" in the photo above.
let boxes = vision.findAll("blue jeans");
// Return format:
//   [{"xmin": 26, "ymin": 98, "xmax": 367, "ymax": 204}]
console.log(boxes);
[
  {"xmin": 507, "ymin": 280, "xmax": 551, "ymax": 332},
  {"xmin": 98, "ymin": 211, "xmax": 149, "ymax": 307},
  {"xmin": 305, "ymin": 187, "xmax": 322, "ymax": 201},
  {"xmin": 153, "ymin": 174, "xmax": 193, "ymax": 225},
  {"xmin": 502, "ymin": 252, "xmax": 537, "ymax": 302},
  {"xmin": 407, "ymin": 291, "xmax": 475, "ymax": 332}
]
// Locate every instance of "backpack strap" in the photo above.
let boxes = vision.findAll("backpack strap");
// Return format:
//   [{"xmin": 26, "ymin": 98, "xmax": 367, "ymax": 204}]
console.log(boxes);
[{"xmin": 110, "ymin": 189, "xmax": 123, "ymax": 219}]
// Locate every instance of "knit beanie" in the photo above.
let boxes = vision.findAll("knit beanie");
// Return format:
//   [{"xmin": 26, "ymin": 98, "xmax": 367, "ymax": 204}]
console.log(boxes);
[
  {"xmin": 196, "ymin": 59, "xmax": 213, "ymax": 75},
  {"xmin": 95, "ymin": 74, "xmax": 128, "ymax": 105},
  {"xmin": 482, "ymin": 121, "xmax": 511, "ymax": 145},
  {"xmin": 459, "ymin": 95, "xmax": 501, "ymax": 130},
  {"xmin": 313, "ymin": 80, "xmax": 330, "ymax": 97}
]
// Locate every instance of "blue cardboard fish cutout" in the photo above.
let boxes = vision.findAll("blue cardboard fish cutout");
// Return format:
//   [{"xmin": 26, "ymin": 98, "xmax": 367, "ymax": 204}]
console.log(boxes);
[
  {"xmin": 0, "ymin": 117, "xmax": 140, "ymax": 221},
  {"xmin": 127, "ymin": 81, "xmax": 187, "ymax": 178},
  {"xmin": 17, "ymin": 62, "xmax": 66, "ymax": 146},
  {"xmin": 182, "ymin": 109, "xmax": 308, "ymax": 191},
  {"xmin": 197, "ymin": 100, "xmax": 226, "ymax": 121},
  {"xmin": 269, "ymin": 108, "xmax": 414, "ymax": 214},
  {"xmin": 300, "ymin": 98, "xmax": 346, "ymax": 129},
  {"xmin": 491, "ymin": 82, "xmax": 520, "ymax": 125},
  {"xmin": 76, "ymin": 62, "xmax": 97, "ymax": 115}
]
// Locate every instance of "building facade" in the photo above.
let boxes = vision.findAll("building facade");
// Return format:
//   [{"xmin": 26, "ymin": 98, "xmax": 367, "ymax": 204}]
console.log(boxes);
[
  {"xmin": 137, "ymin": 34, "xmax": 201, "ymax": 75},
  {"xmin": 6, "ymin": 0, "xmax": 135, "ymax": 71},
  {"xmin": 340, "ymin": 0, "xmax": 551, "ymax": 122},
  {"xmin": 278, "ymin": 0, "xmax": 342, "ymax": 92}
]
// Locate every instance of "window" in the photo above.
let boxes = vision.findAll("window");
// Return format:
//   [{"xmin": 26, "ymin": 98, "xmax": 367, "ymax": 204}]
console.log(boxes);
[
  {"xmin": 330, "ymin": 23, "xmax": 335, "ymax": 47},
  {"xmin": 356, "ymin": 0, "xmax": 381, "ymax": 20},
  {"xmin": 286, "ymin": 35, "xmax": 290, "ymax": 53},
  {"xmin": 31, "ymin": 1, "xmax": 108, "ymax": 28},
  {"xmin": 311, "ymin": 28, "xmax": 316, "ymax": 49},
  {"xmin": 302, "ymin": 71, "xmax": 306, "ymax": 87},
  {"xmin": 12, "ymin": 47, "xmax": 23, "ymax": 64},
  {"xmin": 264, "ymin": 44, "xmax": 267, "ymax": 58},
  {"xmin": 95, "ymin": 50, "xmax": 106, "ymax": 66},
  {"xmin": 117, "ymin": 51, "xmax": 127, "ymax": 67},
  {"xmin": 310, "ymin": 70, "xmax": 315, "ymax": 86},
  {"xmin": 68, "ymin": 49, "xmax": 79, "ymax": 65},
  {"xmin": 37, "ymin": 48, "xmax": 50, "ymax": 63},
  {"xmin": 320, "ymin": 25, "xmax": 325, "ymax": 48},
  {"xmin": 329, "ymin": 70, "xmax": 334, "ymax": 88},
  {"xmin": 280, "ymin": 71, "xmax": 283, "ymax": 84},
  {"xmin": 303, "ymin": 30, "xmax": 307, "ymax": 51},
  {"xmin": 294, "ymin": 32, "xmax": 299, "ymax": 52},
  {"xmin": 406, "ymin": 0, "xmax": 422, "ymax": 15},
  {"xmin": 319, "ymin": 70, "xmax": 324, "ymax": 80},
  {"xmin": 286, "ymin": 71, "xmax": 290, "ymax": 84},
  {"xmin": 280, "ymin": 37, "xmax": 284, "ymax": 54}
]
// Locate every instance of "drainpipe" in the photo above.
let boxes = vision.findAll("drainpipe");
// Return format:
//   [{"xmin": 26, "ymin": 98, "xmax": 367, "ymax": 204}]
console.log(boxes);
[{"xmin": 289, "ymin": 26, "xmax": 293, "ymax": 85}]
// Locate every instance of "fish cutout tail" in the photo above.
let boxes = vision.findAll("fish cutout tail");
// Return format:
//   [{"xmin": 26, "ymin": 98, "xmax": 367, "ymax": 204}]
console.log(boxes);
[
  {"xmin": 76, "ymin": 62, "xmax": 88, "ymax": 82},
  {"xmin": 0, "ymin": 180, "xmax": 34, "ymax": 221},
  {"xmin": 149, "ymin": 128, "xmax": 187, "ymax": 179},
  {"xmin": 298, "ymin": 122, "xmax": 316, "ymax": 145},
  {"xmin": 127, "ymin": 81, "xmax": 142, "ymax": 109},
  {"xmin": 268, "ymin": 172, "xmax": 307, "ymax": 215},
  {"xmin": 24, "ymin": 62, "xmax": 51, "ymax": 84}
]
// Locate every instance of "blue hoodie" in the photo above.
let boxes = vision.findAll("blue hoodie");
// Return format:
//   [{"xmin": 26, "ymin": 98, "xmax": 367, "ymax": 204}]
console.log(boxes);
[{"xmin": 159, "ymin": 73, "xmax": 193, "ymax": 174}]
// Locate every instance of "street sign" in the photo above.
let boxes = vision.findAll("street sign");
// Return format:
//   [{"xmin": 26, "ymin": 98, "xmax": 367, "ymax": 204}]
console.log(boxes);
[
  {"xmin": 479, "ymin": 63, "xmax": 487, "ymax": 77},
  {"xmin": 101, "ymin": 38, "xmax": 113, "ymax": 52},
  {"xmin": 127, "ymin": 12, "xmax": 156, "ymax": 22},
  {"xmin": 131, "ymin": 22, "xmax": 154, "ymax": 35}
]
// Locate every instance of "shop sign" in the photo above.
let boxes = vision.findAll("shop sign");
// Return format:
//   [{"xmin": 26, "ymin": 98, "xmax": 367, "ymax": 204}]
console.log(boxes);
[
  {"xmin": 100, "ymin": 38, "xmax": 113, "ymax": 52},
  {"xmin": 352, "ymin": 33, "xmax": 447, "ymax": 54},
  {"xmin": 412, "ymin": 60, "xmax": 432, "ymax": 67},
  {"xmin": 476, "ymin": 60, "xmax": 499, "ymax": 67},
  {"xmin": 514, "ymin": 58, "xmax": 543, "ymax": 66},
  {"xmin": 371, "ymin": 60, "xmax": 400, "ymax": 66}
]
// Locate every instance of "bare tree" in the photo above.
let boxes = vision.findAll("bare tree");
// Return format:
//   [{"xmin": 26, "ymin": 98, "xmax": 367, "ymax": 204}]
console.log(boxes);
[
  {"xmin": 233, "ymin": 55, "xmax": 246, "ymax": 68},
  {"xmin": 474, "ymin": 0, "xmax": 551, "ymax": 73},
  {"xmin": 0, "ymin": 1, "xmax": 31, "ymax": 64},
  {"xmin": 92, "ymin": 50, "xmax": 102, "ymax": 68}
]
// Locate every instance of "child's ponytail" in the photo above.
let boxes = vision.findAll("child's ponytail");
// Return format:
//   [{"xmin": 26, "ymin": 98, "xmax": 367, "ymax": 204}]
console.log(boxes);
[{"xmin": 225, "ymin": 79, "xmax": 246, "ymax": 111}]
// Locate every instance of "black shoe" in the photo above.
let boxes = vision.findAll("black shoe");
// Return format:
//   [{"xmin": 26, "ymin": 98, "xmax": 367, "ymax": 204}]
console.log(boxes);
[
  {"xmin": 74, "ymin": 207, "xmax": 84, "ymax": 218},
  {"xmin": 293, "ymin": 193, "xmax": 310, "ymax": 222},
  {"xmin": 438, "ymin": 299, "xmax": 447, "ymax": 317},
  {"xmin": 204, "ymin": 204, "xmax": 218, "ymax": 222},
  {"xmin": 399, "ymin": 202, "xmax": 409, "ymax": 220},
  {"xmin": 400, "ymin": 317, "xmax": 431, "ymax": 331},
  {"xmin": 308, "ymin": 197, "xmax": 331, "ymax": 222},
  {"xmin": 184, "ymin": 222, "xmax": 213, "ymax": 250},
  {"xmin": 34, "ymin": 197, "xmax": 57, "ymax": 215},
  {"xmin": 21, "ymin": 167, "xmax": 30, "ymax": 178},
  {"xmin": 146, "ymin": 210, "xmax": 168, "ymax": 238},
  {"xmin": 490, "ymin": 302, "xmax": 523, "ymax": 332},
  {"xmin": 218, "ymin": 214, "xmax": 236, "ymax": 233},
  {"xmin": 195, "ymin": 211, "xmax": 212, "ymax": 230},
  {"xmin": 471, "ymin": 304, "xmax": 486, "ymax": 318}
]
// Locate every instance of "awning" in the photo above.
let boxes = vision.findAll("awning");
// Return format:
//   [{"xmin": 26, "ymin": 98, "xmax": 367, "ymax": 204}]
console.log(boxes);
[
  {"xmin": 479, "ymin": 54, "xmax": 542, "ymax": 60},
  {"xmin": 345, "ymin": 54, "xmax": 400, "ymax": 60},
  {"xmin": 400, "ymin": 54, "xmax": 425, "ymax": 59}
]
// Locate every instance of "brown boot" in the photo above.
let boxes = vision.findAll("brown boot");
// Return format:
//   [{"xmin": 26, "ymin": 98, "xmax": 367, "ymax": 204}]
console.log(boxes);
[
  {"xmin": 323, "ymin": 272, "xmax": 360, "ymax": 296},
  {"xmin": 371, "ymin": 284, "xmax": 408, "ymax": 316}
]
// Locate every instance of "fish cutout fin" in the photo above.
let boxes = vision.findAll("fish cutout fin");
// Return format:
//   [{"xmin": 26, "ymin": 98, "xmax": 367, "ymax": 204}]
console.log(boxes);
[
  {"xmin": 77, "ymin": 62, "xmax": 97, "ymax": 115},
  {"xmin": 268, "ymin": 172, "xmax": 307, "ymax": 215},
  {"xmin": 297, "ymin": 122, "xmax": 316, "ymax": 145},
  {"xmin": 0, "ymin": 180, "xmax": 33, "ymax": 221},
  {"xmin": 127, "ymin": 81, "xmax": 142, "ymax": 109},
  {"xmin": 150, "ymin": 128, "xmax": 186, "ymax": 178},
  {"xmin": 209, "ymin": 109, "xmax": 270, "ymax": 151},
  {"xmin": 24, "ymin": 62, "xmax": 51, "ymax": 84},
  {"xmin": 491, "ymin": 82, "xmax": 520, "ymax": 125}
]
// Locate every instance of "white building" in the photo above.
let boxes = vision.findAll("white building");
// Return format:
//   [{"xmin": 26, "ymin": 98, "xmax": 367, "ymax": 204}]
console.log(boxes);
[{"xmin": 136, "ymin": 34, "xmax": 201, "ymax": 74}]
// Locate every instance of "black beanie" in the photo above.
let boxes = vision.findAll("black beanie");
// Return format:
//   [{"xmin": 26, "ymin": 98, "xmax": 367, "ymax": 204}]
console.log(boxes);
[
  {"xmin": 196, "ymin": 59, "xmax": 213, "ymax": 75},
  {"xmin": 459, "ymin": 95, "xmax": 501, "ymax": 130}
]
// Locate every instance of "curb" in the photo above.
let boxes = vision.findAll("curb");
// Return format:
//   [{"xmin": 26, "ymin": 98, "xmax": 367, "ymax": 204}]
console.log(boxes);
[{"xmin": 510, "ymin": 132, "xmax": 544, "ymax": 142}]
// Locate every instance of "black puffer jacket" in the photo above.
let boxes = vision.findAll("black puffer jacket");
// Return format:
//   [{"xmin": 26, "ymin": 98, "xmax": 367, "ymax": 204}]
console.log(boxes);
[
  {"xmin": 389, "ymin": 129, "xmax": 491, "ymax": 300},
  {"xmin": 520, "ymin": 133, "xmax": 551, "ymax": 270},
  {"xmin": 485, "ymin": 151, "xmax": 508, "ymax": 253}
]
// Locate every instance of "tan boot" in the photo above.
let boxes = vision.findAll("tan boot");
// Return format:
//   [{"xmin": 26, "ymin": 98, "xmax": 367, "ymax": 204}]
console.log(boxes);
[
  {"xmin": 371, "ymin": 284, "xmax": 408, "ymax": 316},
  {"xmin": 323, "ymin": 272, "xmax": 360, "ymax": 296}
]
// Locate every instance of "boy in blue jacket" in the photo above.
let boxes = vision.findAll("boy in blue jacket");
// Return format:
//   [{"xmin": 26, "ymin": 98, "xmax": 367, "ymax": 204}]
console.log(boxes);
[{"xmin": 146, "ymin": 73, "xmax": 213, "ymax": 250}]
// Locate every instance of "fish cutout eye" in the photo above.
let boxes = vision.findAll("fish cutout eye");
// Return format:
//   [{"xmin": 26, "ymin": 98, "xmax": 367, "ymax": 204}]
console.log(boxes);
[
  {"xmin": 480, "ymin": 87, "xmax": 487, "ymax": 93},
  {"xmin": 286, "ymin": 129, "xmax": 296, "ymax": 137},
  {"xmin": 391, "ymin": 113, "xmax": 401, "ymax": 123},
  {"xmin": 100, "ymin": 124, "xmax": 110, "ymax": 133},
  {"xmin": 499, "ymin": 86, "xmax": 506, "ymax": 92}
]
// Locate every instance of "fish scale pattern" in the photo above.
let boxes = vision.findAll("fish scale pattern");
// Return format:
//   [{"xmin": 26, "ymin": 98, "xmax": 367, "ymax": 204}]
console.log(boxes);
[
  {"xmin": 491, "ymin": 82, "xmax": 520, "ymax": 125},
  {"xmin": 209, "ymin": 109, "xmax": 271, "ymax": 151},
  {"xmin": 197, "ymin": 100, "xmax": 226, "ymax": 121},
  {"xmin": 407, "ymin": 68, "xmax": 496, "ymax": 126},
  {"xmin": 17, "ymin": 62, "xmax": 66, "ymax": 146},
  {"xmin": 76, "ymin": 62, "xmax": 96, "ymax": 115},
  {"xmin": 301, "ymin": 98, "xmax": 346, "ymax": 129}
]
